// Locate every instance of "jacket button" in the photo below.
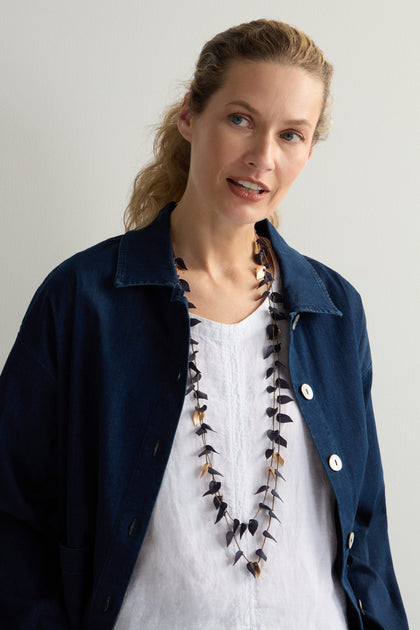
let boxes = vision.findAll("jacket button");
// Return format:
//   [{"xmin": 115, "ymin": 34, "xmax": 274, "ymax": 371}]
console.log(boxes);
[
  {"xmin": 300, "ymin": 383, "xmax": 313, "ymax": 400},
  {"xmin": 347, "ymin": 531, "xmax": 355, "ymax": 549},
  {"xmin": 328, "ymin": 454, "xmax": 343, "ymax": 471},
  {"xmin": 291, "ymin": 314, "xmax": 300, "ymax": 330}
]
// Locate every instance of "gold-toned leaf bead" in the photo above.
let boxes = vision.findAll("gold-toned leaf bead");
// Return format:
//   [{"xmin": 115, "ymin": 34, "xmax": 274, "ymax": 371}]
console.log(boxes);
[
  {"xmin": 256, "ymin": 265, "xmax": 266, "ymax": 281},
  {"xmin": 253, "ymin": 562, "xmax": 262, "ymax": 578},
  {"xmin": 193, "ymin": 410, "xmax": 203, "ymax": 426},
  {"xmin": 269, "ymin": 465, "xmax": 276, "ymax": 479},
  {"xmin": 200, "ymin": 462, "xmax": 210, "ymax": 478},
  {"xmin": 273, "ymin": 452, "xmax": 285, "ymax": 466}
]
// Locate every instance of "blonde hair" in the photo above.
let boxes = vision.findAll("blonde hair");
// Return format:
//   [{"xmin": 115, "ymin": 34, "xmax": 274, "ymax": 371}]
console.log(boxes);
[{"xmin": 124, "ymin": 19, "xmax": 333, "ymax": 231}]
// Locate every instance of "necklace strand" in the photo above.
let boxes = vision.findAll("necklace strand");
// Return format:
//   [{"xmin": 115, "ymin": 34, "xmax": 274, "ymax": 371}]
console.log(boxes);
[{"xmin": 174, "ymin": 235, "xmax": 292, "ymax": 577}]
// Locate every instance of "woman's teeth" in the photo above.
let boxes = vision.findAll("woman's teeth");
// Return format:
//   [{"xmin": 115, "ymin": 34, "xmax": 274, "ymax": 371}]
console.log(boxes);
[{"xmin": 235, "ymin": 180, "xmax": 265, "ymax": 193}]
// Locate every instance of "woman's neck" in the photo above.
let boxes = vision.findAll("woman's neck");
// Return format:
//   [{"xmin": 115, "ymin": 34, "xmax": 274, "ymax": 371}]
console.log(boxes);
[{"xmin": 170, "ymin": 200, "xmax": 257, "ymax": 281}]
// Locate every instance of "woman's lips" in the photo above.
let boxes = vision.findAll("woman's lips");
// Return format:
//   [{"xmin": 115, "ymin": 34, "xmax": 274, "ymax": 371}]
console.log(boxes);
[{"xmin": 227, "ymin": 178, "xmax": 269, "ymax": 202}]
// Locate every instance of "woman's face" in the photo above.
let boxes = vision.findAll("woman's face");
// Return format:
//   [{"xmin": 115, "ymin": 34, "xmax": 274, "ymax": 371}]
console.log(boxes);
[{"xmin": 178, "ymin": 60, "xmax": 324, "ymax": 226}]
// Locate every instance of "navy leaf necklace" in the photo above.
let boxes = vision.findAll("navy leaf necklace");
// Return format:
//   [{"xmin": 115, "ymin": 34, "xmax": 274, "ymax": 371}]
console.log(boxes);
[{"xmin": 174, "ymin": 235, "xmax": 291, "ymax": 578}]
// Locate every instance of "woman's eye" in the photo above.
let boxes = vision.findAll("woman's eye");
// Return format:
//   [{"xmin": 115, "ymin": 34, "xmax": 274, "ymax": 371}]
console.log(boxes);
[
  {"xmin": 230, "ymin": 114, "xmax": 248, "ymax": 127},
  {"xmin": 281, "ymin": 131, "xmax": 303, "ymax": 143}
]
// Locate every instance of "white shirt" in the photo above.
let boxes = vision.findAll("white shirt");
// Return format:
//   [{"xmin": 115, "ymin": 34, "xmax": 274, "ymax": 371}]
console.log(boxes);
[{"xmin": 115, "ymin": 274, "xmax": 348, "ymax": 630}]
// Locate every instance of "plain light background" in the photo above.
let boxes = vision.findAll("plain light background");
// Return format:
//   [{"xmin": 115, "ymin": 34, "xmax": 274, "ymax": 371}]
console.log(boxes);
[{"xmin": 1, "ymin": 0, "xmax": 419, "ymax": 626}]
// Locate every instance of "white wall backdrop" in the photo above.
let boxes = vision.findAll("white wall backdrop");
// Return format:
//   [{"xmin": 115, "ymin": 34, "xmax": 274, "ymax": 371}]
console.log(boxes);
[{"xmin": 1, "ymin": 0, "xmax": 419, "ymax": 626}]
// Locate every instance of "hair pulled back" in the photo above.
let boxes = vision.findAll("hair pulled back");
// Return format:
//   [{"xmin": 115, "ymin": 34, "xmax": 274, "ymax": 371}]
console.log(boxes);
[{"xmin": 124, "ymin": 19, "xmax": 333, "ymax": 231}]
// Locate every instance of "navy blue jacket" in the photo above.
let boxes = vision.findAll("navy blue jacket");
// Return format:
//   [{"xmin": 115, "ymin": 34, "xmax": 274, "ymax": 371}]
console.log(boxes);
[{"xmin": 0, "ymin": 203, "xmax": 408, "ymax": 629}]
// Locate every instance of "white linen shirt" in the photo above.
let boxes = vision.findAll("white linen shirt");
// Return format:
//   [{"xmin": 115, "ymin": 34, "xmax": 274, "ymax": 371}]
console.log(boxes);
[{"xmin": 115, "ymin": 272, "xmax": 349, "ymax": 630}]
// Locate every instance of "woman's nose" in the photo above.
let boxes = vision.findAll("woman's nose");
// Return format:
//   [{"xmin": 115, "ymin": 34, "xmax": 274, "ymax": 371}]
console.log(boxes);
[{"xmin": 246, "ymin": 133, "xmax": 275, "ymax": 171}]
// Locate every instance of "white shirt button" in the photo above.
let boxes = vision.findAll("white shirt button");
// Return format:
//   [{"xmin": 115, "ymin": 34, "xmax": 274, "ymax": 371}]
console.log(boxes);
[
  {"xmin": 291, "ymin": 314, "xmax": 300, "ymax": 330},
  {"xmin": 328, "ymin": 454, "xmax": 343, "ymax": 471},
  {"xmin": 347, "ymin": 532, "xmax": 355, "ymax": 549},
  {"xmin": 300, "ymin": 383, "xmax": 313, "ymax": 400}
]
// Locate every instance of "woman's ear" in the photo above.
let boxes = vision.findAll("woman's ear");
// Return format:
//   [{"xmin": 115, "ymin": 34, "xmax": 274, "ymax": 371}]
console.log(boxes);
[{"xmin": 177, "ymin": 93, "xmax": 193, "ymax": 142}]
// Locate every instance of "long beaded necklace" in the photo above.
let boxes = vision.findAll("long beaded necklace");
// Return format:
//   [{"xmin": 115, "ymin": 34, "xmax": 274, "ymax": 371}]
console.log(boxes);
[{"xmin": 174, "ymin": 235, "xmax": 292, "ymax": 578}]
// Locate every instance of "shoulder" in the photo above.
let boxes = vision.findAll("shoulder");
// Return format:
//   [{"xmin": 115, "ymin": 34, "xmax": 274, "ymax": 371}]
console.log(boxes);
[
  {"xmin": 21, "ymin": 235, "xmax": 125, "ymax": 331},
  {"xmin": 32, "ymin": 235, "xmax": 123, "ymax": 297},
  {"xmin": 304, "ymin": 254, "xmax": 364, "ymax": 314}
]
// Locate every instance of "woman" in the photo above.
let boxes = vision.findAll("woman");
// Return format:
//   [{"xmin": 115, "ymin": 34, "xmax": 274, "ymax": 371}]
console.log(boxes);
[{"xmin": 0, "ymin": 19, "xmax": 408, "ymax": 630}]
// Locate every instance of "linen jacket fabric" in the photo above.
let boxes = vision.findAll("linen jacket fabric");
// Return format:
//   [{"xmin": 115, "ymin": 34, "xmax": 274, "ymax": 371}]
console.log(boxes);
[{"xmin": 0, "ymin": 203, "xmax": 408, "ymax": 630}]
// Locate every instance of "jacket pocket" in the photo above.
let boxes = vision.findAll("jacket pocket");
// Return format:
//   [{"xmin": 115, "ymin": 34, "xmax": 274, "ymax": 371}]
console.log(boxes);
[{"xmin": 59, "ymin": 543, "xmax": 91, "ymax": 630}]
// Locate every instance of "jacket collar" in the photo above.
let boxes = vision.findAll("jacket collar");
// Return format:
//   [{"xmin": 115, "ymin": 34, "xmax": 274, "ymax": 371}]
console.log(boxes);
[{"xmin": 114, "ymin": 202, "xmax": 342, "ymax": 317}]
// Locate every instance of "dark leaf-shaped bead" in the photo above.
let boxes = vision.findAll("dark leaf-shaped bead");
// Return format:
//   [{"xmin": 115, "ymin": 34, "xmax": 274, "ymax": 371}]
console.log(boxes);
[
  {"xmin": 277, "ymin": 413, "xmax": 293, "ymax": 423},
  {"xmin": 279, "ymin": 378, "xmax": 290, "ymax": 389},
  {"xmin": 254, "ymin": 253, "xmax": 262, "ymax": 265},
  {"xmin": 190, "ymin": 318, "xmax": 201, "ymax": 327},
  {"xmin": 226, "ymin": 530, "xmax": 234, "ymax": 547},
  {"xmin": 215, "ymin": 501, "xmax": 227, "ymax": 523},
  {"xmin": 246, "ymin": 562, "xmax": 256, "ymax": 578},
  {"xmin": 213, "ymin": 495, "xmax": 223, "ymax": 508},
  {"xmin": 258, "ymin": 290, "xmax": 269, "ymax": 301},
  {"xmin": 240, "ymin": 523, "xmax": 247, "ymax": 539},
  {"xmin": 263, "ymin": 530, "xmax": 277, "ymax": 542},
  {"xmin": 191, "ymin": 373, "xmax": 201, "ymax": 384},
  {"xmin": 275, "ymin": 435, "xmax": 287, "ymax": 448},
  {"xmin": 248, "ymin": 519, "xmax": 258, "ymax": 536},
  {"xmin": 195, "ymin": 426, "xmax": 207, "ymax": 436},
  {"xmin": 269, "ymin": 307, "xmax": 283, "ymax": 321},
  {"xmin": 233, "ymin": 550, "xmax": 243, "ymax": 565},
  {"xmin": 265, "ymin": 271, "xmax": 273, "ymax": 282},
  {"xmin": 208, "ymin": 467, "xmax": 223, "ymax": 476},
  {"xmin": 266, "ymin": 407, "xmax": 278, "ymax": 418},
  {"xmin": 275, "ymin": 360, "xmax": 286, "ymax": 369},
  {"xmin": 255, "ymin": 485, "xmax": 269, "ymax": 494},
  {"xmin": 266, "ymin": 385, "xmax": 276, "ymax": 393},
  {"xmin": 259, "ymin": 502, "xmax": 270, "ymax": 510},
  {"xmin": 265, "ymin": 448, "xmax": 274, "ymax": 459},
  {"xmin": 269, "ymin": 510, "xmax": 281, "ymax": 522},
  {"xmin": 195, "ymin": 404, "xmax": 207, "ymax": 412},
  {"xmin": 189, "ymin": 362, "xmax": 200, "ymax": 374},
  {"xmin": 267, "ymin": 429, "xmax": 279, "ymax": 441},
  {"xmin": 196, "ymin": 391, "xmax": 208, "ymax": 400},
  {"xmin": 258, "ymin": 278, "xmax": 268, "ymax": 288},
  {"xmin": 270, "ymin": 291, "xmax": 283, "ymax": 303},
  {"xmin": 190, "ymin": 338, "xmax": 198, "ymax": 345},
  {"xmin": 198, "ymin": 445, "xmax": 218, "ymax": 457},
  {"xmin": 201, "ymin": 423, "xmax": 215, "ymax": 432},
  {"xmin": 266, "ymin": 324, "xmax": 279, "ymax": 340},
  {"xmin": 256, "ymin": 548, "xmax": 267, "ymax": 561},
  {"xmin": 275, "ymin": 470, "xmax": 286, "ymax": 481},
  {"xmin": 187, "ymin": 301, "xmax": 196, "ymax": 309},
  {"xmin": 203, "ymin": 480, "xmax": 221, "ymax": 496},
  {"xmin": 271, "ymin": 488, "xmax": 281, "ymax": 499},
  {"xmin": 263, "ymin": 344, "xmax": 281, "ymax": 359},
  {"xmin": 185, "ymin": 384, "xmax": 194, "ymax": 395},
  {"xmin": 174, "ymin": 257, "xmax": 188, "ymax": 270},
  {"xmin": 278, "ymin": 395, "xmax": 293, "ymax": 404},
  {"xmin": 233, "ymin": 519, "xmax": 240, "ymax": 533},
  {"xmin": 179, "ymin": 278, "xmax": 190, "ymax": 292},
  {"xmin": 265, "ymin": 367, "xmax": 274, "ymax": 379}
]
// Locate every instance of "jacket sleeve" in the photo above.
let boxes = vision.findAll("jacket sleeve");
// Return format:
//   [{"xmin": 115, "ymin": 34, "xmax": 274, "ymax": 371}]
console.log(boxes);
[
  {"xmin": 346, "ymin": 316, "xmax": 408, "ymax": 629},
  {"xmin": 0, "ymin": 333, "xmax": 70, "ymax": 629}
]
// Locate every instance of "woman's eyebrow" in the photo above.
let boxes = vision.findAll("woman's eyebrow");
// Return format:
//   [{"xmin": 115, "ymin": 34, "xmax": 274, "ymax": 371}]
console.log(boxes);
[
  {"xmin": 226, "ymin": 100, "xmax": 312, "ymax": 128},
  {"xmin": 226, "ymin": 100, "xmax": 259, "ymax": 114}
]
